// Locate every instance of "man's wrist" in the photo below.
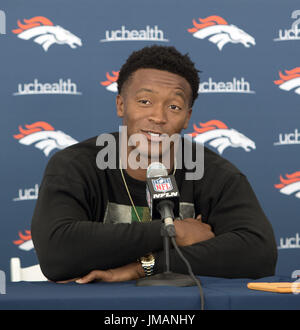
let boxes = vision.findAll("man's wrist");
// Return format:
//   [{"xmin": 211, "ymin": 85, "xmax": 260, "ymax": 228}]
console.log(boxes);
[
  {"xmin": 136, "ymin": 261, "xmax": 146, "ymax": 278},
  {"xmin": 139, "ymin": 253, "xmax": 155, "ymax": 277}
]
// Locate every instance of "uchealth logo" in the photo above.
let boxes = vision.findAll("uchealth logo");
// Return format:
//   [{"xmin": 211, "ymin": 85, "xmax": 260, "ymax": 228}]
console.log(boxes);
[
  {"xmin": 100, "ymin": 71, "xmax": 119, "ymax": 92},
  {"xmin": 274, "ymin": 128, "xmax": 300, "ymax": 146},
  {"xmin": 274, "ymin": 171, "xmax": 300, "ymax": 199},
  {"xmin": 198, "ymin": 77, "xmax": 255, "ymax": 94},
  {"xmin": 13, "ymin": 184, "xmax": 39, "ymax": 202},
  {"xmin": 13, "ymin": 121, "xmax": 78, "ymax": 156},
  {"xmin": 12, "ymin": 16, "xmax": 82, "ymax": 51},
  {"xmin": 100, "ymin": 25, "xmax": 169, "ymax": 42},
  {"xmin": 187, "ymin": 15, "xmax": 255, "ymax": 51},
  {"xmin": 14, "ymin": 78, "xmax": 82, "ymax": 96},
  {"xmin": 278, "ymin": 233, "xmax": 300, "ymax": 250},
  {"xmin": 274, "ymin": 10, "xmax": 300, "ymax": 42},
  {"xmin": 188, "ymin": 120, "xmax": 256, "ymax": 154},
  {"xmin": 274, "ymin": 67, "xmax": 300, "ymax": 95}
]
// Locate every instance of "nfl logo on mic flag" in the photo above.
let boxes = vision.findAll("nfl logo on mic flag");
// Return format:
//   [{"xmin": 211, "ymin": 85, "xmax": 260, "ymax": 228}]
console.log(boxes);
[
  {"xmin": 147, "ymin": 176, "xmax": 180, "ymax": 220},
  {"xmin": 152, "ymin": 177, "xmax": 173, "ymax": 192}
]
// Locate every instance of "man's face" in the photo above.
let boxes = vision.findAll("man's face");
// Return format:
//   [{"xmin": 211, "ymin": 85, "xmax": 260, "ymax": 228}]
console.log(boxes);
[{"xmin": 116, "ymin": 68, "xmax": 193, "ymax": 162}]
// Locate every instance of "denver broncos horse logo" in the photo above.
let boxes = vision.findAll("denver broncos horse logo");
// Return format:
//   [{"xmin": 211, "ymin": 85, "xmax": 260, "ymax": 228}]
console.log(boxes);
[
  {"xmin": 12, "ymin": 16, "xmax": 82, "ymax": 51},
  {"xmin": 100, "ymin": 71, "xmax": 119, "ymax": 92},
  {"xmin": 13, "ymin": 121, "xmax": 78, "ymax": 156},
  {"xmin": 11, "ymin": 230, "xmax": 47, "ymax": 282},
  {"xmin": 189, "ymin": 120, "xmax": 256, "ymax": 154},
  {"xmin": 275, "ymin": 171, "xmax": 300, "ymax": 199},
  {"xmin": 274, "ymin": 67, "xmax": 300, "ymax": 95},
  {"xmin": 13, "ymin": 230, "xmax": 33, "ymax": 251},
  {"xmin": 188, "ymin": 15, "xmax": 255, "ymax": 50}
]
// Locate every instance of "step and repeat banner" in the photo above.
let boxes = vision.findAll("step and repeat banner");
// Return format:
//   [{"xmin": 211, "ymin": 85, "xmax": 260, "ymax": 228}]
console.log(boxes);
[{"xmin": 0, "ymin": 0, "xmax": 299, "ymax": 279}]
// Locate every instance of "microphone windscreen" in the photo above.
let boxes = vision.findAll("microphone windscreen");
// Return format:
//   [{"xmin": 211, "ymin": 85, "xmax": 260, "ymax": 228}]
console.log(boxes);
[{"xmin": 147, "ymin": 162, "xmax": 168, "ymax": 178}]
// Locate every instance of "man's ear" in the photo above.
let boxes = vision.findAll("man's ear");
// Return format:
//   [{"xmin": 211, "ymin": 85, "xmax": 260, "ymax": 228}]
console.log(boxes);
[
  {"xmin": 116, "ymin": 94, "xmax": 125, "ymax": 118},
  {"xmin": 183, "ymin": 108, "xmax": 192, "ymax": 129}
]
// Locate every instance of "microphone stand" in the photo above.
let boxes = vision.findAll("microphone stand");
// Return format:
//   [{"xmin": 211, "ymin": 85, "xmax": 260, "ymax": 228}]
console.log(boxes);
[{"xmin": 136, "ymin": 201, "xmax": 195, "ymax": 287}]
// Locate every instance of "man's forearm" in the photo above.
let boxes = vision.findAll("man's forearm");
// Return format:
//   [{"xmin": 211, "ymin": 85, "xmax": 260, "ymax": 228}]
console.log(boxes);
[
  {"xmin": 153, "ymin": 230, "xmax": 277, "ymax": 279},
  {"xmin": 32, "ymin": 219, "xmax": 162, "ymax": 281}
]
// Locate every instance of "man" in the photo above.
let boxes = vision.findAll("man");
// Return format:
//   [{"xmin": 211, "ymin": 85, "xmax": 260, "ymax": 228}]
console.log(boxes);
[{"xmin": 31, "ymin": 45, "xmax": 277, "ymax": 283}]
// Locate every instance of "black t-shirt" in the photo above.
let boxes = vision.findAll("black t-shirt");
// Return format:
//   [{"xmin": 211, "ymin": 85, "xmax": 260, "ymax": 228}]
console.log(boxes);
[{"xmin": 31, "ymin": 133, "xmax": 277, "ymax": 281}]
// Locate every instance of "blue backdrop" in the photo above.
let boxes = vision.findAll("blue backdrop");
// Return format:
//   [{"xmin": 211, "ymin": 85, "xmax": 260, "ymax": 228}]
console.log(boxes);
[{"xmin": 0, "ymin": 0, "xmax": 299, "ymax": 280}]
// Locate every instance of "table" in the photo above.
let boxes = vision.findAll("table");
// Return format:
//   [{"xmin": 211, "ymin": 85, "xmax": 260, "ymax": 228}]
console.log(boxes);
[{"xmin": 0, "ymin": 276, "xmax": 299, "ymax": 310}]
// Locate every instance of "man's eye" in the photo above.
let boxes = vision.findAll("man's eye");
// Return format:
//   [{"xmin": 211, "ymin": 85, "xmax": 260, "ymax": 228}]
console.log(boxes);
[
  {"xmin": 138, "ymin": 99, "xmax": 151, "ymax": 105},
  {"xmin": 169, "ymin": 104, "xmax": 182, "ymax": 111}
]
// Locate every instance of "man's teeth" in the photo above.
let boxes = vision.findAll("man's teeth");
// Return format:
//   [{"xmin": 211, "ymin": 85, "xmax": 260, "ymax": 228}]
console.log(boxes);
[{"xmin": 148, "ymin": 132, "xmax": 160, "ymax": 137}]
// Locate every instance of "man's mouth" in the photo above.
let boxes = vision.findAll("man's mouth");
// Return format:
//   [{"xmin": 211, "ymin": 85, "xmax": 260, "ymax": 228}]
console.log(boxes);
[{"xmin": 141, "ymin": 130, "xmax": 165, "ymax": 142}]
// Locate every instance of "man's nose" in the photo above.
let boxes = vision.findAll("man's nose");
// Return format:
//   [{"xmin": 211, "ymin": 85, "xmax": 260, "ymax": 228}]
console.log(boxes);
[{"xmin": 148, "ymin": 105, "xmax": 167, "ymax": 124}]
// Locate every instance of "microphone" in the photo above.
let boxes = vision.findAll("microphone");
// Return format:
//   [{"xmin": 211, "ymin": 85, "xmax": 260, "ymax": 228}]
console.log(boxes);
[
  {"xmin": 136, "ymin": 162, "xmax": 199, "ymax": 290},
  {"xmin": 146, "ymin": 162, "xmax": 180, "ymax": 229}
]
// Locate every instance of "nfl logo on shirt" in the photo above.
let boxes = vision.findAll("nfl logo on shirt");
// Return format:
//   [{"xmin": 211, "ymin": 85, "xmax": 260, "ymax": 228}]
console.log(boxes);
[{"xmin": 152, "ymin": 177, "xmax": 173, "ymax": 192}]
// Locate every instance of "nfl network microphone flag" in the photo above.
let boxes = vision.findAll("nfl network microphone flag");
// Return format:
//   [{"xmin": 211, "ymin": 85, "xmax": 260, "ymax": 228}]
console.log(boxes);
[{"xmin": 146, "ymin": 175, "xmax": 180, "ymax": 220}]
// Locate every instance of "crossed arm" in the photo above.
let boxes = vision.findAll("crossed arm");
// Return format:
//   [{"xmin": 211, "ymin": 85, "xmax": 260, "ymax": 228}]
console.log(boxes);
[
  {"xmin": 31, "ymin": 165, "xmax": 277, "ymax": 283},
  {"xmin": 55, "ymin": 216, "xmax": 215, "ymax": 284}
]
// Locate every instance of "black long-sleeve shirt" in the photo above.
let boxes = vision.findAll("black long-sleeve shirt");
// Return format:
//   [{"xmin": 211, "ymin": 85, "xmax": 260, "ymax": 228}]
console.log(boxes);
[{"xmin": 31, "ymin": 133, "xmax": 277, "ymax": 281}]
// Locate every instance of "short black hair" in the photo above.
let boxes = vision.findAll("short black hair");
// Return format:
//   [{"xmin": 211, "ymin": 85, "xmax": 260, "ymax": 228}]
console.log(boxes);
[{"xmin": 117, "ymin": 45, "xmax": 200, "ymax": 107}]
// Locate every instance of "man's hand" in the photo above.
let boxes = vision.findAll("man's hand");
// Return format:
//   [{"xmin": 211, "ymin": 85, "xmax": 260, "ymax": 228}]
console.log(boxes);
[
  {"xmin": 56, "ymin": 215, "xmax": 214, "ymax": 284},
  {"xmin": 174, "ymin": 215, "xmax": 215, "ymax": 247},
  {"xmin": 56, "ymin": 262, "xmax": 145, "ymax": 284}
]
